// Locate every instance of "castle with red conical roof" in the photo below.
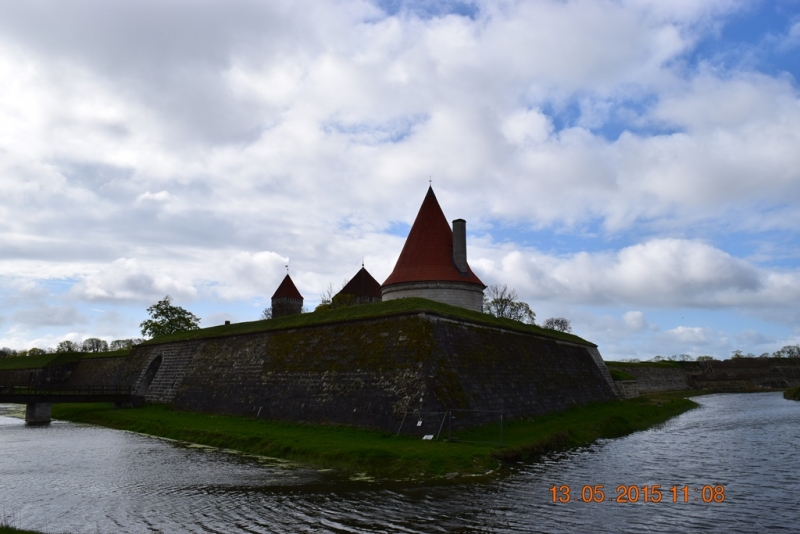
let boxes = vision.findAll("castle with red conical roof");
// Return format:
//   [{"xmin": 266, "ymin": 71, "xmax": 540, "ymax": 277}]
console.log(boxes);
[
  {"xmin": 268, "ymin": 186, "xmax": 485, "ymax": 313},
  {"xmin": 381, "ymin": 186, "xmax": 485, "ymax": 312}
]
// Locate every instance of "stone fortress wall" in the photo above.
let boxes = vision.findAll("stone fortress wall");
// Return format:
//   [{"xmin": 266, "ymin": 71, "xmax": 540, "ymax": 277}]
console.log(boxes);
[
  {"xmin": 127, "ymin": 312, "xmax": 620, "ymax": 432},
  {"xmin": 612, "ymin": 357, "xmax": 800, "ymax": 394}
]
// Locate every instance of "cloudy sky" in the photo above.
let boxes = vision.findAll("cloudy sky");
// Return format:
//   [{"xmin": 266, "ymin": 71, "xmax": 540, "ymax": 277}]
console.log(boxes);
[{"xmin": 1, "ymin": 0, "xmax": 799, "ymax": 360}]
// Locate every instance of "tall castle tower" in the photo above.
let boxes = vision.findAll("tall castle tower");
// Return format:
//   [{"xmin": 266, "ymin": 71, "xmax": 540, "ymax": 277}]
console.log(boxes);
[{"xmin": 381, "ymin": 186, "xmax": 485, "ymax": 311}]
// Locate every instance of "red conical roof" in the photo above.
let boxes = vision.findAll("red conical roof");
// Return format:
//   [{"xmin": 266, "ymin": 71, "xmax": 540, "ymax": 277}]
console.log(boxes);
[
  {"xmin": 337, "ymin": 267, "xmax": 382, "ymax": 299},
  {"xmin": 271, "ymin": 274, "xmax": 303, "ymax": 299},
  {"xmin": 382, "ymin": 187, "xmax": 484, "ymax": 287}
]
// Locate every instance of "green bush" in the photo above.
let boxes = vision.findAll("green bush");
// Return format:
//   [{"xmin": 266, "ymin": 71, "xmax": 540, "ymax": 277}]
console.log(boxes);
[{"xmin": 784, "ymin": 386, "xmax": 800, "ymax": 401}]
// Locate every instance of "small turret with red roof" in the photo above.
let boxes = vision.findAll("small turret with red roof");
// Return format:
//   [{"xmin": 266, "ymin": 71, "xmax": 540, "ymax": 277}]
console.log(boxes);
[
  {"xmin": 381, "ymin": 186, "xmax": 485, "ymax": 311},
  {"xmin": 271, "ymin": 273, "xmax": 303, "ymax": 318}
]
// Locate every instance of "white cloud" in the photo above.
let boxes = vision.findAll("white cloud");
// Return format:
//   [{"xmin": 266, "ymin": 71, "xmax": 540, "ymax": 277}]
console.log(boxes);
[
  {"xmin": 0, "ymin": 0, "xmax": 797, "ymax": 358},
  {"xmin": 136, "ymin": 190, "xmax": 172, "ymax": 203},
  {"xmin": 474, "ymin": 237, "xmax": 800, "ymax": 311},
  {"xmin": 11, "ymin": 305, "xmax": 87, "ymax": 327},
  {"xmin": 70, "ymin": 258, "xmax": 196, "ymax": 302},
  {"xmin": 665, "ymin": 325, "xmax": 711, "ymax": 344},
  {"xmin": 622, "ymin": 310, "xmax": 650, "ymax": 331}
]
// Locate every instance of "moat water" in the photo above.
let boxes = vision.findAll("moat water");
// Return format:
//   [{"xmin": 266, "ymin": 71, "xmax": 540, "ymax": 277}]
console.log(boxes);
[{"xmin": 1, "ymin": 392, "xmax": 798, "ymax": 533}]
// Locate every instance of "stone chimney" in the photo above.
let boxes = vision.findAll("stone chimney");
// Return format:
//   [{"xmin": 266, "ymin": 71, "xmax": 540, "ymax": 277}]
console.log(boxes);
[{"xmin": 452, "ymin": 218, "xmax": 468, "ymax": 274}]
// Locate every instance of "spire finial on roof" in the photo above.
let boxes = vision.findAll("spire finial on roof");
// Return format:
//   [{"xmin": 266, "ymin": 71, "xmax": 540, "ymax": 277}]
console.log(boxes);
[
  {"xmin": 362, "ymin": 257, "xmax": 364, "ymax": 268},
  {"xmin": 285, "ymin": 263, "xmax": 289, "ymax": 274}
]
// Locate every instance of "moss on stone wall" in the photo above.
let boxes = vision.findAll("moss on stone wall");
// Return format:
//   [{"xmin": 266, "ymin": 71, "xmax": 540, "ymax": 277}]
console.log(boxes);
[{"xmin": 124, "ymin": 304, "xmax": 618, "ymax": 433}]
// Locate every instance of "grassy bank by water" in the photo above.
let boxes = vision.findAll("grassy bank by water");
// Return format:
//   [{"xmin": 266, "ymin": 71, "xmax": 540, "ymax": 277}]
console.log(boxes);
[
  {"xmin": 784, "ymin": 386, "xmax": 800, "ymax": 400},
  {"xmin": 52, "ymin": 394, "xmax": 696, "ymax": 481}
]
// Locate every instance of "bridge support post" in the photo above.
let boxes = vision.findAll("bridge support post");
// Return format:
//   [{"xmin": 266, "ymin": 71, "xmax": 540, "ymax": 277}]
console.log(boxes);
[{"xmin": 25, "ymin": 402, "xmax": 52, "ymax": 425}]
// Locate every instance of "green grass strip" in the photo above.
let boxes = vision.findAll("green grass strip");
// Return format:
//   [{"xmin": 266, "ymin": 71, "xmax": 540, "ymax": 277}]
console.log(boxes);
[
  {"xmin": 52, "ymin": 395, "xmax": 696, "ymax": 481},
  {"xmin": 141, "ymin": 297, "xmax": 594, "ymax": 347},
  {"xmin": 604, "ymin": 360, "xmax": 683, "ymax": 368}
]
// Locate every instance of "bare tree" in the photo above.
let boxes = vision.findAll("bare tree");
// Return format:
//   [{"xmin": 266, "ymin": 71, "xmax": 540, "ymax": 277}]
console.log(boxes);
[
  {"xmin": 260, "ymin": 307, "xmax": 272, "ymax": 320},
  {"xmin": 319, "ymin": 282, "xmax": 335, "ymax": 306},
  {"xmin": 483, "ymin": 284, "xmax": 536, "ymax": 324},
  {"xmin": 542, "ymin": 317, "xmax": 572, "ymax": 333}
]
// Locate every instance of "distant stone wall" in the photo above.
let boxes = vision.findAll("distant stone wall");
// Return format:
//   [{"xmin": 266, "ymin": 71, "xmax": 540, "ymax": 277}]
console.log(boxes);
[
  {"xmin": 612, "ymin": 359, "xmax": 800, "ymax": 393},
  {"xmin": 0, "ymin": 356, "xmax": 128, "ymax": 389},
  {"xmin": 615, "ymin": 380, "xmax": 640, "ymax": 399},
  {"xmin": 0, "ymin": 368, "xmax": 40, "ymax": 386},
  {"xmin": 128, "ymin": 312, "xmax": 618, "ymax": 432},
  {"xmin": 63, "ymin": 356, "xmax": 129, "ymax": 388},
  {"xmin": 688, "ymin": 359, "xmax": 800, "ymax": 389},
  {"xmin": 613, "ymin": 367, "xmax": 689, "ymax": 393}
]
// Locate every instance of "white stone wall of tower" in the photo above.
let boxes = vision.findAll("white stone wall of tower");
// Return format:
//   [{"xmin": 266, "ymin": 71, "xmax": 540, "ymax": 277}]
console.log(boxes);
[{"xmin": 381, "ymin": 281, "xmax": 484, "ymax": 312}]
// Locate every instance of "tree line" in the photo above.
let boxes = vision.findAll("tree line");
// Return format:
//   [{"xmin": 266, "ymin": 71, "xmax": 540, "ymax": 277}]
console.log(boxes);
[
  {"xmin": 618, "ymin": 346, "xmax": 800, "ymax": 363},
  {"xmin": 1, "ymin": 296, "xmax": 199, "ymax": 359},
  {"xmin": 0, "ymin": 338, "xmax": 146, "ymax": 359}
]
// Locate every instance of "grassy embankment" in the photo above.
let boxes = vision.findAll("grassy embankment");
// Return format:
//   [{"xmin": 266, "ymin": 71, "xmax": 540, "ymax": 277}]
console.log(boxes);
[
  {"xmin": 784, "ymin": 386, "xmax": 800, "ymax": 400},
  {"xmin": 140, "ymin": 297, "xmax": 594, "ymax": 347},
  {"xmin": 52, "ymin": 393, "xmax": 696, "ymax": 481}
]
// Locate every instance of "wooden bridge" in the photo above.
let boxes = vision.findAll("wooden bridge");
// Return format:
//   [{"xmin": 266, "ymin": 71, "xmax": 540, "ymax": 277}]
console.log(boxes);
[{"xmin": 0, "ymin": 385, "xmax": 143, "ymax": 424}]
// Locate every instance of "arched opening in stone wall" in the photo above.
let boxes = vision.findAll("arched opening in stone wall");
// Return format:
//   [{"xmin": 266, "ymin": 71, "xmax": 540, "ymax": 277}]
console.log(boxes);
[{"xmin": 135, "ymin": 355, "xmax": 162, "ymax": 397}]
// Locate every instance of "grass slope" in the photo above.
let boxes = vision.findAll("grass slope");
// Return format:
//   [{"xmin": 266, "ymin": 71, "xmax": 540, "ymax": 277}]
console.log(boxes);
[
  {"xmin": 52, "ymin": 395, "xmax": 695, "ymax": 481},
  {"xmin": 143, "ymin": 297, "xmax": 594, "ymax": 347},
  {"xmin": 604, "ymin": 360, "xmax": 683, "ymax": 369}
]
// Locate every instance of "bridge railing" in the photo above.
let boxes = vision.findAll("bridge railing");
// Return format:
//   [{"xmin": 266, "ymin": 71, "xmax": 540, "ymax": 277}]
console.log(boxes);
[{"xmin": 0, "ymin": 385, "xmax": 133, "ymax": 396}]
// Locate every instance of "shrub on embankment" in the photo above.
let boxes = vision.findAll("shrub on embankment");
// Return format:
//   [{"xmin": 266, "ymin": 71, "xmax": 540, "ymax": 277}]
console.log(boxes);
[{"xmin": 784, "ymin": 386, "xmax": 800, "ymax": 401}]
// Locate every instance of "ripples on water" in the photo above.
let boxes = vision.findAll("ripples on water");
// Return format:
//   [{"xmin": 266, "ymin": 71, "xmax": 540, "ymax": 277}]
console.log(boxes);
[{"xmin": 1, "ymin": 393, "xmax": 798, "ymax": 533}]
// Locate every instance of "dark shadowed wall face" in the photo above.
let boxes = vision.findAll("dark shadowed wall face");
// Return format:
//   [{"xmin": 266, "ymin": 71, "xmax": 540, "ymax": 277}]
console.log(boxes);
[{"xmin": 127, "ymin": 313, "xmax": 617, "ymax": 432}]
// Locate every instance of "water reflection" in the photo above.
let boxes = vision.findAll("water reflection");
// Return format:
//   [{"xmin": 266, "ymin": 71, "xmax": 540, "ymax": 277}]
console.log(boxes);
[{"xmin": 1, "ymin": 393, "xmax": 798, "ymax": 533}]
